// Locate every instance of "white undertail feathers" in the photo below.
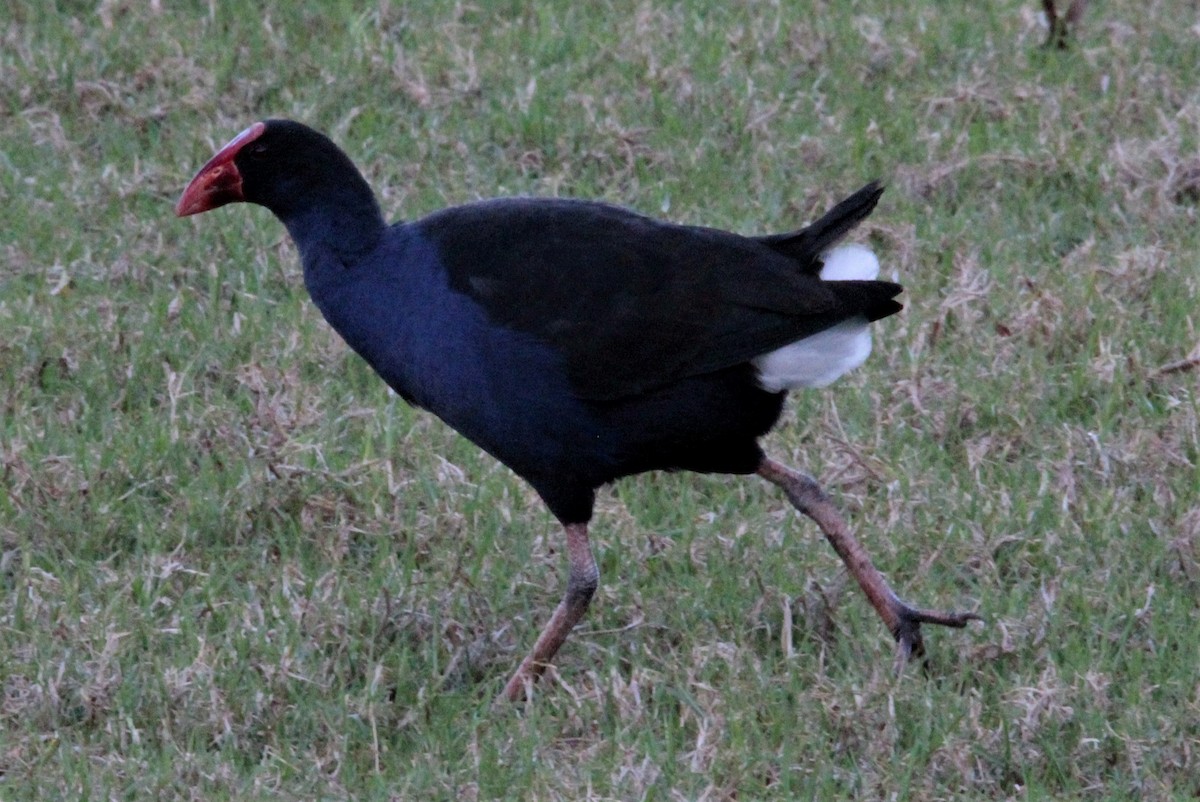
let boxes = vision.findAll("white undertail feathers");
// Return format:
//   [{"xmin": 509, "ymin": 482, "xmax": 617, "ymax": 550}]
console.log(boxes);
[{"xmin": 752, "ymin": 244, "xmax": 881, "ymax": 392}]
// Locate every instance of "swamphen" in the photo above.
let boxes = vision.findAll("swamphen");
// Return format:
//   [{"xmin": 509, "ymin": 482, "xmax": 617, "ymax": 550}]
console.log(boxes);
[{"xmin": 177, "ymin": 119, "xmax": 978, "ymax": 701}]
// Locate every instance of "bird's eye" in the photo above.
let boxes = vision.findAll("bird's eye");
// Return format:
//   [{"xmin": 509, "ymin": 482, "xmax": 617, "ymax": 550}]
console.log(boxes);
[{"xmin": 246, "ymin": 143, "xmax": 268, "ymax": 159}]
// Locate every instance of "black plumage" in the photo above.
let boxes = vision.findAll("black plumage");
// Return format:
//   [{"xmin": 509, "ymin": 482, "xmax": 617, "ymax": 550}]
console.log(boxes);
[{"xmin": 177, "ymin": 119, "xmax": 977, "ymax": 700}]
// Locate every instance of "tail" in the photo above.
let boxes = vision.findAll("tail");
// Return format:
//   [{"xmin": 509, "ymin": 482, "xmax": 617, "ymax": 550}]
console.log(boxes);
[
  {"xmin": 755, "ymin": 181, "xmax": 884, "ymax": 267},
  {"xmin": 751, "ymin": 182, "xmax": 897, "ymax": 391},
  {"xmin": 819, "ymin": 243, "xmax": 880, "ymax": 280}
]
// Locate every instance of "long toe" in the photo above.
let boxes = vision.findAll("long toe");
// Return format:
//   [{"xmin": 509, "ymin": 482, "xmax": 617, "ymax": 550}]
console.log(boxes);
[{"xmin": 889, "ymin": 598, "xmax": 983, "ymax": 673}]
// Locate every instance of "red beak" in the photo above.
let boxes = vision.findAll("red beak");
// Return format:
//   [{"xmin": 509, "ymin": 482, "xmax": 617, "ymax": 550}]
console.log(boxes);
[{"xmin": 175, "ymin": 122, "xmax": 266, "ymax": 217}]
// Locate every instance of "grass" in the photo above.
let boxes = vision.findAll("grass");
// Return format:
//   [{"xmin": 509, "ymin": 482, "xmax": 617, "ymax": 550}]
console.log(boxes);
[{"xmin": 2, "ymin": 0, "xmax": 1199, "ymax": 798}]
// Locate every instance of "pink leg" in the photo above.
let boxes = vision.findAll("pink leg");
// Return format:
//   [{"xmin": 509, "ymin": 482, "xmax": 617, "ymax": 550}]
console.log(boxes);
[
  {"xmin": 757, "ymin": 458, "xmax": 980, "ymax": 670},
  {"xmin": 501, "ymin": 522, "xmax": 599, "ymax": 702}
]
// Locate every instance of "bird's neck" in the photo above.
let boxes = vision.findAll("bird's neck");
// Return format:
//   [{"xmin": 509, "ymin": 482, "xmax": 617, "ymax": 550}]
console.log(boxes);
[{"xmin": 277, "ymin": 183, "xmax": 387, "ymax": 269}]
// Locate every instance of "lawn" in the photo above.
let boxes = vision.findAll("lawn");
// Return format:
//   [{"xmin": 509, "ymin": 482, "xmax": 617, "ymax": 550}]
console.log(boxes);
[{"xmin": 2, "ymin": 0, "xmax": 1198, "ymax": 799}]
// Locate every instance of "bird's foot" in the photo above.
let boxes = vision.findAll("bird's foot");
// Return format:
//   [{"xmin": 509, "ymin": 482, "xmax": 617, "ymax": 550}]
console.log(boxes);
[
  {"xmin": 497, "ymin": 658, "xmax": 542, "ymax": 706},
  {"xmin": 887, "ymin": 596, "xmax": 983, "ymax": 674}
]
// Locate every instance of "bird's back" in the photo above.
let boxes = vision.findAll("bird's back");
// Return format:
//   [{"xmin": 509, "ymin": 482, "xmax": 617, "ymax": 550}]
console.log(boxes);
[{"xmin": 418, "ymin": 194, "xmax": 900, "ymax": 401}]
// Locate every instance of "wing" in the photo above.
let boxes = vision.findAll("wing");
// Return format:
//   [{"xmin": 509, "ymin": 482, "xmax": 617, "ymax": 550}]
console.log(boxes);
[{"xmin": 417, "ymin": 189, "xmax": 898, "ymax": 401}]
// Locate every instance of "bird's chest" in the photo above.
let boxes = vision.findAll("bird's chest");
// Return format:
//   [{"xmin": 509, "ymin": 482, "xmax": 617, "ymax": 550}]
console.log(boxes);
[{"xmin": 309, "ymin": 264, "xmax": 605, "ymax": 478}]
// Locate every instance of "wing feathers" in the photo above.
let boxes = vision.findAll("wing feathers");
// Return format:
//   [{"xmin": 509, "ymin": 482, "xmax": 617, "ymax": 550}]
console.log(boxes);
[{"xmin": 422, "ymin": 188, "xmax": 896, "ymax": 401}]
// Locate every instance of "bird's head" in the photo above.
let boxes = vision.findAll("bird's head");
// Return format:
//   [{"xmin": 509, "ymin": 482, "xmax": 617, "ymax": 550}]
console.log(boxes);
[{"xmin": 176, "ymin": 119, "xmax": 365, "ymax": 219}]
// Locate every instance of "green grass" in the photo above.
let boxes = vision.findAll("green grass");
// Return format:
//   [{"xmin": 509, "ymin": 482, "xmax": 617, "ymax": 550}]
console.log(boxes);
[{"xmin": 3, "ymin": 0, "xmax": 1199, "ymax": 798}]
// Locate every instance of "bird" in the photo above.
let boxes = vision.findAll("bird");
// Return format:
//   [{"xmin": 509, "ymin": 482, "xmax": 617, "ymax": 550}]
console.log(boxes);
[{"xmin": 177, "ymin": 119, "xmax": 979, "ymax": 701}]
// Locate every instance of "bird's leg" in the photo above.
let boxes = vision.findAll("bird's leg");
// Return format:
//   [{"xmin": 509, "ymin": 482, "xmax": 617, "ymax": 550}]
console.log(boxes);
[
  {"xmin": 500, "ymin": 521, "xmax": 599, "ymax": 702},
  {"xmin": 1042, "ymin": 0, "xmax": 1069, "ymax": 48},
  {"xmin": 757, "ymin": 457, "xmax": 980, "ymax": 672},
  {"xmin": 1041, "ymin": 0, "xmax": 1087, "ymax": 49}
]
